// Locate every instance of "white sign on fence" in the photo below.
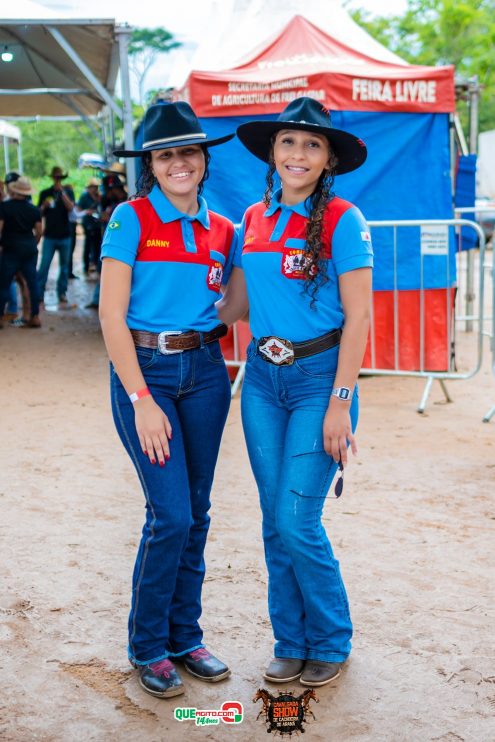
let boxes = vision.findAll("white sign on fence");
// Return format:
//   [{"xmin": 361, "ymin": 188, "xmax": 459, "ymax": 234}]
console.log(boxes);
[{"xmin": 420, "ymin": 225, "xmax": 449, "ymax": 255}]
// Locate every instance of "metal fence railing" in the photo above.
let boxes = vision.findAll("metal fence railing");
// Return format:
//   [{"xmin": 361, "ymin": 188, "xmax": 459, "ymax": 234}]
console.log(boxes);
[
  {"xmin": 483, "ymin": 241, "xmax": 495, "ymax": 422},
  {"xmin": 225, "ymin": 218, "xmax": 493, "ymax": 420},
  {"xmin": 362, "ymin": 219, "xmax": 487, "ymax": 414}
]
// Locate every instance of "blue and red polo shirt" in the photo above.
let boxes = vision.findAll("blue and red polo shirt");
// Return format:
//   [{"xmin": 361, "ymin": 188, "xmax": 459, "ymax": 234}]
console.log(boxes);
[
  {"xmin": 100, "ymin": 184, "xmax": 235, "ymax": 332},
  {"xmin": 233, "ymin": 189, "xmax": 373, "ymax": 341}
]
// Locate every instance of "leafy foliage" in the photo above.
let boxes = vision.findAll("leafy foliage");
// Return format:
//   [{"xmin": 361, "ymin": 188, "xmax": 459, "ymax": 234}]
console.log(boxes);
[
  {"xmin": 17, "ymin": 120, "xmax": 102, "ymax": 179},
  {"xmin": 129, "ymin": 28, "xmax": 181, "ymax": 106},
  {"xmin": 347, "ymin": 0, "xmax": 495, "ymax": 132}
]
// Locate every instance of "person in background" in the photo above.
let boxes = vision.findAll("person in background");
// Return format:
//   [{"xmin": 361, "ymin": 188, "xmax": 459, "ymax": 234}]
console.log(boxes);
[
  {"xmin": 37, "ymin": 166, "xmax": 75, "ymax": 306},
  {"xmin": 0, "ymin": 176, "xmax": 42, "ymax": 328},
  {"xmin": 77, "ymin": 177, "xmax": 102, "ymax": 276},
  {"xmin": 85, "ymin": 174, "xmax": 127, "ymax": 310},
  {"xmin": 1, "ymin": 171, "xmax": 31, "ymax": 323},
  {"xmin": 66, "ymin": 181, "xmax": 79, "ymax": 280}
]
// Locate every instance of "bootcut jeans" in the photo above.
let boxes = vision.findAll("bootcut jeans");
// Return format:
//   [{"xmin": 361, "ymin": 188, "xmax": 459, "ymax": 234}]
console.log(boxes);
[
  {"xmin": 37, "ymin": 236, "xmax": 71, "ymax": 300},
  {"xmin": 110, "ymin": 339, "xmax": 231, "ymax": 665},
  {"xmin": 241, "ymin": 340, "xmax": 358, "ymax": 663}
]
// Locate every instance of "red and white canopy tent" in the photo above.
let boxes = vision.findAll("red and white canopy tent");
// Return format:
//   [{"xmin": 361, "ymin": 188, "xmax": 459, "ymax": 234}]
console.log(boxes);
[
  {"xmin": 175, "ymin": 15, "xmax": 458, "ymax": 373},
  {"xmin": 180, "ymin": 15, "xmax": 455, "ymax": 118}
]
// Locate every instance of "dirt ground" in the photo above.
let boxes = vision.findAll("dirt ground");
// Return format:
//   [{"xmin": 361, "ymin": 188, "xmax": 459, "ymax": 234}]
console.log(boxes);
[{"xmin": 0, "ymin": 250, "xmax": 494, "ymax": 742}]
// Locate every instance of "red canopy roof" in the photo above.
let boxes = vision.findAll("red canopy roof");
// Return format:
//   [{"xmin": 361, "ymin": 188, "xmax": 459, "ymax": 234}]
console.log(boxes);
[{"xmin": 180, "ymin": 16, "xmax": 455, "ymax": 116}]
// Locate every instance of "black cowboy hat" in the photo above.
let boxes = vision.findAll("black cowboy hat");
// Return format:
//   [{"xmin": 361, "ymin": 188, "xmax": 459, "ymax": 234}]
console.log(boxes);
[
  {"xmin": 114, "ymin": 101, "xmax": 234, "ymax": 157},
  {"xmin": 236, "ymin": 97, "xmax": 367, "ymax": 175},
  {"xmin": 49, "ymin": 166, "xmax": 69, "ymax": 179}
]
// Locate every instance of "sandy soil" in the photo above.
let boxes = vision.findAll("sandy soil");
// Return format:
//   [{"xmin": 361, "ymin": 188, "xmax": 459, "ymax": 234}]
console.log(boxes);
[{"xmin": 0, "ymin": 250, "xmax": 494, "ymax": 742}]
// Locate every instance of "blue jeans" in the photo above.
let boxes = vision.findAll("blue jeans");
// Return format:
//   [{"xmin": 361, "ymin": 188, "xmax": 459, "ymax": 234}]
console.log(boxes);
[
  {"xmin": 0, "ymin": 250, "xmax": 39, "ymax": 319},
  {"xmin": 110, "ymin": 340, "xmax": 231, "ymax": 665},
  {"xmin": 37, "ymin": 236, "xmax": 71, "ymax": 299},
  {"xmin": 241, "ymin": 340, "xmax": 358, "ymax": 663},
  {"xmin": 7, "ymin": 281, "xmax": 18, "ymax": 313}
]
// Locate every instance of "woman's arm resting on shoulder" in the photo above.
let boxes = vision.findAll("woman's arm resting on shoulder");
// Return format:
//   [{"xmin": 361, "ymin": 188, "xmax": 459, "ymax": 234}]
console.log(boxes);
[
  {"xmin": 99, "ymin": 258, "xmax": 172, "ymax": 466},
  {"xmin": 323, "ymin": 267, "xmax": 372, "ymax": 465},
  {"xmin": 216, "ymin": 267, "xmax": 249, "ymax": 325}
]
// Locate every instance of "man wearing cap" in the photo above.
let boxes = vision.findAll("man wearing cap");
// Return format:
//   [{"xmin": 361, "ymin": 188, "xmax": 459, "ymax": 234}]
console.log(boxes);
[
  {"xmin": 37, "ymin": 166, "xmax": 75, "ymax": 306},
  {"xmin": 0, "ymin": 176, "xmax": 42, "ymax": 328},
  {"xmin": 77, "ymin": 178, "xmax": 102, "ymax": 276},
  {"xmin": 3, "ymin": 172, "xmax": 22, "ymax": 198}
]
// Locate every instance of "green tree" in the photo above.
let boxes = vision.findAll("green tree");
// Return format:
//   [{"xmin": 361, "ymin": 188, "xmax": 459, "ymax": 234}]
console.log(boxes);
[
  {"xmin": 347, "ymin": 0, "xmax": 495, "ymax": 132},
  {"xmin": 18, "ymin": 120, "xmax": 101, "ymax": 179},
  {"xmin": 129, "ymin": 28, "xmax": 181, "ymax": 106}
]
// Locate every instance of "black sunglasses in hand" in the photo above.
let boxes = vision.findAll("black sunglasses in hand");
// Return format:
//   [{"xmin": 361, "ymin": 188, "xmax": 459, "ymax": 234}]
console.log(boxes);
[{"xmin": 333, "ymin": 460, "xmax": 344, "ymax": 498}]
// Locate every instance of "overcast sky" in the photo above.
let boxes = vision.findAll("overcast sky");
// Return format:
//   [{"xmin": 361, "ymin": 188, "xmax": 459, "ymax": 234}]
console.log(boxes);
[
  {"xmin": 35, "ymin": 0, "xmax": 408, "ymax": 97},
  {"xmin": 38, "ymin": 0, "xmax": 408, "ymax": 39}
]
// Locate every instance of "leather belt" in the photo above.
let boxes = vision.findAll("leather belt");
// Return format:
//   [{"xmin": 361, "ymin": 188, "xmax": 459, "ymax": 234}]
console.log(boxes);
[
  {"xmin": 130, "ymin": 324, "xmax": 228, "ymax": 354},
  {"xmin": 256, "ymin": 328, "xmax": 342, "ymax": 366}
]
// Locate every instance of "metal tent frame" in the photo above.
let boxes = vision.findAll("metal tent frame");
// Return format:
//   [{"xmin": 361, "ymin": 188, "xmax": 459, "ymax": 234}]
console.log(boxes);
[
  {"xmin": 0, "ymin": 119, "xmax": 22, "ymax": 173},
  {"xmin": 0, "ymin": 18, "xmax": 135, "ymax": 185}
]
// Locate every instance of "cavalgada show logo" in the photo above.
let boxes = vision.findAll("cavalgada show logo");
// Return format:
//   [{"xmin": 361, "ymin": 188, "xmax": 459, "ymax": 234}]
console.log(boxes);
[{"xmin": 254, "ymin": 687, "xmax": 319, "ymax": 735}]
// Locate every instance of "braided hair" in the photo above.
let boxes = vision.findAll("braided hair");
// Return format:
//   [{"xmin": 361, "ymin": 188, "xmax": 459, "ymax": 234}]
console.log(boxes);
[
  {"xmin": 263, "ymin": 137, "xmax": 338, "ymax": 305},
  {"xmin": 134, "ymin": 147, "xmax": 211, "ymax": 200}
]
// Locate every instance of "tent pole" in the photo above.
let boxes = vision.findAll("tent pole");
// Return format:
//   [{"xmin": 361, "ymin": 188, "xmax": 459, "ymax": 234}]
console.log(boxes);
[
  {"xmin": 115, "ymin": 24, "xmax": 136, "ymax": 192},
  {"xmin": 449, "ymin": 114, "xmax": 455, "ymax": 200},
  {"xmin": 98, "ymin": 110, "xmax": 107, "ymax": 161},
  {"xmin": 3, "ymin": 136, "xmax": 9, "ymax": 173},
  {"xmin": 465, "ymin": 76, "xmax": 480, "ymax": 333},
  {"xmin": 109, "ymin": 108, "xmax": 116, "ymax": 161},
  {"xmin": 46, "ymin": 26, "xmax": 123, "ymax": 121},
  {"xmin": 17, "ymin": 141, "xmax": 23, "ymax": 173}
]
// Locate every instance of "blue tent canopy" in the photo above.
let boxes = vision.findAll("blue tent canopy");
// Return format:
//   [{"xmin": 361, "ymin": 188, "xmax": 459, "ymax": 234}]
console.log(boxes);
[{"xmin": 200, "ymin": 111, "xmax": 455, "ymax": 291}]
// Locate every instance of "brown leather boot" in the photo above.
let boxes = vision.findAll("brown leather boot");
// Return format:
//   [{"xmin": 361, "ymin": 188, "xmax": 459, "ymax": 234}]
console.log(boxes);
[
  {"xmin": 264, "ymin": 657, "xmax": 305, "ymax": 682},
  {"xmin": 300, "ymin": 660, "xmax": 342, "ymax": 686}
]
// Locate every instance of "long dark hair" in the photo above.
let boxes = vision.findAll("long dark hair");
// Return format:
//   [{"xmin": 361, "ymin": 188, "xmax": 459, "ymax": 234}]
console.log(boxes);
[
  {"xmin": 134, "ymin": 146, "xmax": 211, "ymax": 199},
  {"xmin": 263, "ymin": 137, "xmax": 338, "ymax": 304}
]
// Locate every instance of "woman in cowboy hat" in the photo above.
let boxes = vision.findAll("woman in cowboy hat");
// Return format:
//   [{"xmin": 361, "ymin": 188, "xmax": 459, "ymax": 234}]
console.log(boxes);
[
  {"xmin": 0, "ymin": 176, "xmax": 42, "ymax": 328},
  {"xmin": 218, "ymin": 97, "xmax": 373, "ymax": 687},
  {"xmin": 99, "ymin": 101, "xmax": 236, "ymax": 699}
]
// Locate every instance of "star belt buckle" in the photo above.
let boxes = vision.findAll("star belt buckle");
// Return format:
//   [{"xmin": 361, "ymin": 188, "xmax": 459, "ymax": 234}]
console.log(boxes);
[{"xmin": 258, "ymin": 336, "xmax": 295, "ymax": 365}]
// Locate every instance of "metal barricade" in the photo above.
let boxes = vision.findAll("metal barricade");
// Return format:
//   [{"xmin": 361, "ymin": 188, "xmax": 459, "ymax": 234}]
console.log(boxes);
[
  {"xmin": 225, "ymin": 218, "xmax": 492, "ymax": 417},
  {"xmin": 362, "ymin": 219, "xmax": 487, "ymax": 414},
  {"xmin": 454, "ymin": 206, "xmax": 494, "ymax": 332},
  {"xmin": 483, "ymin": 241, "xmax": 495, "ymax": 422}
]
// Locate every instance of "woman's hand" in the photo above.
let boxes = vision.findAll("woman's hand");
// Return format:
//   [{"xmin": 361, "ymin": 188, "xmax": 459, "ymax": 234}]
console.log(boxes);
[
  {"xmin": 133, "ymin": 396, "xmax": 172, "ymax": 466},
  {"xmin": 323, "ymin": 401, "xmax": 357, "ymax": 466}
]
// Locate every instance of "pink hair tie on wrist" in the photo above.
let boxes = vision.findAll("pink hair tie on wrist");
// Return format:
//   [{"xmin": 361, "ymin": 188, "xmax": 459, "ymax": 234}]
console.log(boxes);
[{"xmin": 129, "ymin": 387, "xmax": 151, "ymax": 403}]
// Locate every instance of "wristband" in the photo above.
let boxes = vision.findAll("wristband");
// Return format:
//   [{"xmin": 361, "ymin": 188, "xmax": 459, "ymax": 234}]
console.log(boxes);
[{"xmin": 129, "ymin": 387, "xmax": 151, "ymax": 404}]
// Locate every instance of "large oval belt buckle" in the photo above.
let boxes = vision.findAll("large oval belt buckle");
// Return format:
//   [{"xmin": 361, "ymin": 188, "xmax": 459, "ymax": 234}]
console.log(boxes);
[{"xmin": 258, "ymin": 336, "xmax": 295, "ymax": 365}]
